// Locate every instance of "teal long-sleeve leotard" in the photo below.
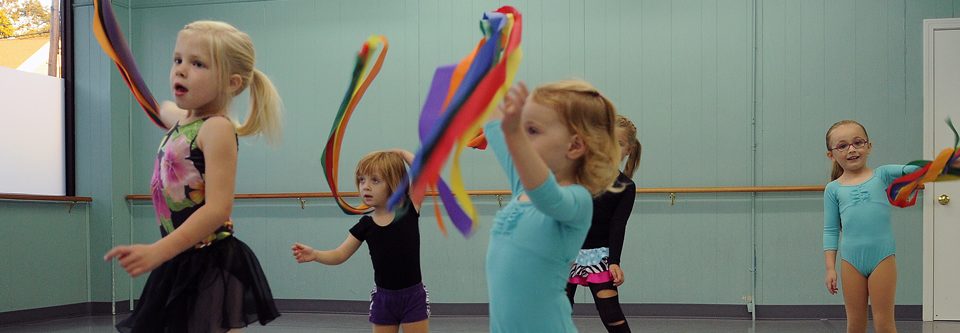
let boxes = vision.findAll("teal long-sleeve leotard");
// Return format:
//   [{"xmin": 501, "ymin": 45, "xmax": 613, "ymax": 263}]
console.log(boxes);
[
  {"xmin": 484, "ymin": 119, "xmax": 593, "ymax": 333},
  {"xmin": 823, "ymin": 164, "xmax": 920, "ymax": 276}
]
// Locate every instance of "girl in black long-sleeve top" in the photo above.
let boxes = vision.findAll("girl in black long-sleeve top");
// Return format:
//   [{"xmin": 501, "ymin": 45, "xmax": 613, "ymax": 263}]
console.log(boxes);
[{"xmin": 566, "ymin": 115, "xmax": 641, "ymax": 333}]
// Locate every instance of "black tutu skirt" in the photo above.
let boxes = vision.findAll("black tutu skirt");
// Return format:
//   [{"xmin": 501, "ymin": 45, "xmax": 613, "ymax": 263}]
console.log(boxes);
[{"xmin": 116, "ymin": 236, "xmax": 279, "ymax": 333}]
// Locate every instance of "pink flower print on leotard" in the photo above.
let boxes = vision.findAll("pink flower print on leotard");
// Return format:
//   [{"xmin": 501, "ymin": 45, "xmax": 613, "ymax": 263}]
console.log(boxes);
[{"xmin": 159, "ymin": 135, "xmax": 201, "ymax": 203}]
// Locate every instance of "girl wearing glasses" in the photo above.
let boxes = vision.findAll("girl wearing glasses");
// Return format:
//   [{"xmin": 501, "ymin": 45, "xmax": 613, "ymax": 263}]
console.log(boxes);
[{"xmin": 822, "ymin": 120, "xmax": 919, "ymax": 333}]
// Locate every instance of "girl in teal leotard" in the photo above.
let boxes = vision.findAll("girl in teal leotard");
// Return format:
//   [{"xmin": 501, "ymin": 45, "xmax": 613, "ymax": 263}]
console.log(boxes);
[{"xmin": 822, "ymin": 120, "xmax": 919, "ymax": 333}]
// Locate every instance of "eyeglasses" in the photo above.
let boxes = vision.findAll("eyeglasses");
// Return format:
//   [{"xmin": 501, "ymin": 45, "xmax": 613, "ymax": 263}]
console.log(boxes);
[{"xmin": 830, "ymin": 139, "xmax": 869, "ymax": 152}]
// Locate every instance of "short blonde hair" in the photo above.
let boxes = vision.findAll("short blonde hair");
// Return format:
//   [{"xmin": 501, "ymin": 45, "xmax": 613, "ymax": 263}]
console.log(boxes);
[
  {"xmin": 530, "ymin": 80, "xmax": 621, "ymax": 196},
  {"xmin": 354, "ymin": 151, "xmax": 409, "ymax": 197}
]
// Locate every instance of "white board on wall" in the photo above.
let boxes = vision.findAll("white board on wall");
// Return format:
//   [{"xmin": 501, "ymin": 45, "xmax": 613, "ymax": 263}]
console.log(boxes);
[{"xmin": 0, "ymin": 66, "xmax": 65, "ymax": 196}]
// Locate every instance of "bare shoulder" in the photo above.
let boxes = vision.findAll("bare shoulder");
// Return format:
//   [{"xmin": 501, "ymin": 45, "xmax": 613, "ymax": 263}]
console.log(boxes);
[{"xmin": 197, "ymin": 117, "xmax": 237, "ymax": 149}]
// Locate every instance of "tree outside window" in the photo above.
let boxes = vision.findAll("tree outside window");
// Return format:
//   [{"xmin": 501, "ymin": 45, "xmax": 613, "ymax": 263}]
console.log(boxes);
[{"xmin": 0, "ymin": 0, "xmax": 61, "ymax": 77}]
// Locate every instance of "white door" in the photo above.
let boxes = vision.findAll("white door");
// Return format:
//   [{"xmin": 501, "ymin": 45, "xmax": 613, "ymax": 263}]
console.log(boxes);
[{"xmin": 924, "ymin": 19, "xmax": 960, "ymax": 322}]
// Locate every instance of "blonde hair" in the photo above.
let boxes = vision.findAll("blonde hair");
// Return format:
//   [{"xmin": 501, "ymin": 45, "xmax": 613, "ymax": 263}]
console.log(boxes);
[
  {"xmin": 355, "ymin": 151, "xmax": 409, "ymax": 198},
  {"xmin": 530, "ymin": 80, "xmax": 622, "ymax": 196},
  {"xmin": 180, "ymin": 21, "xmax": 282, "ymax": 143},
  {"xmin": 616, "ymin": 115, "xmax": 642, "ymax": 178},
  {"xmin": 825, "ymin": 120, "xmax": 869, "ymax": 181}
]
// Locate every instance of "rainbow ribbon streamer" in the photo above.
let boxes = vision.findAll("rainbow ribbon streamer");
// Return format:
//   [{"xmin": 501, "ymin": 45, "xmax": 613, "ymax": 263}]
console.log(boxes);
[
  {"xmin": 320, "ymin": 36, "xmax": 473, "ymax": 237},
  {"xmin": 887, "ymin": 118, "xmax": 960, "ymax": 208},
  {"xmin": 321, "ymin": 36, "xmax": 389, "ymax": 216},
  {"xmin": 388, "ymin": 6, "xmax": 523, "ymax": 237},
  {"xmin": 92, "ymin": 0, "xmax": 165, "ymax": 129}
]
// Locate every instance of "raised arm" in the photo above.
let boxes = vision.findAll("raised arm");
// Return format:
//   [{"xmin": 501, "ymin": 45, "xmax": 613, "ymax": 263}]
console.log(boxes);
[
  {"xmin": 159, "ymin": 100, "xmax": 188, "ymax": 129},
  {"xmin": 388, "ymin": 148, "xmax": 423, "ymax": 211},
  {"xmin": 499, "ymin": 82, "xmax": 552, "ymax": 194}
]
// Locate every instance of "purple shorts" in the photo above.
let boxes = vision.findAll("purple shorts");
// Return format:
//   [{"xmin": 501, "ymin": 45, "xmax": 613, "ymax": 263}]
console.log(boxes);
[{"xmin": 368, "ymin": 282, "xmax": 430, "ymax": 325}]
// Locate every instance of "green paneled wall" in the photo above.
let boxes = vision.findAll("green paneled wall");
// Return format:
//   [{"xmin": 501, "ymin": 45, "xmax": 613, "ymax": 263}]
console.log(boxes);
[{"xmin": 0, "ymin": 203, "xmax": 88, "ymax": 312}]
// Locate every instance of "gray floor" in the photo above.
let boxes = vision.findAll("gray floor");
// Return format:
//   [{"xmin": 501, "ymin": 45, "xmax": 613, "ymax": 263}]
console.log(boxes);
[{"xmin": 2, "ymin": 313, "xmax": 960, "ymax": 332}]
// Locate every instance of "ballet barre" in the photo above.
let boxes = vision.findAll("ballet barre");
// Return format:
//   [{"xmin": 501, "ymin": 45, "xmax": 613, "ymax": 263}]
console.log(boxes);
[
  {"xmin": 0, "ymin": 194, "xmax": 93, "ymax": 213},
  {"xmin": 124, "ymin": 185, "xmax": 907, "ymax": 208}
]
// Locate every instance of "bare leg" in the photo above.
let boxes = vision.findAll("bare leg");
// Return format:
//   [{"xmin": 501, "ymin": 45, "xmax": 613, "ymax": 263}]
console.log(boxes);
[
  {"xmin": 400, "ymin": 319, "xmax": 429, "ymax": 333},
  {"xmin": 841, "ymin": 260, "xmax": 869, "ymax": 333},
  {"xmin": 373, "ymin": 324, "xmax": 400, "ymax": 333},
  {"xmin": 868, "ymin": 256, "xmax": 898, "ymax": 333}
]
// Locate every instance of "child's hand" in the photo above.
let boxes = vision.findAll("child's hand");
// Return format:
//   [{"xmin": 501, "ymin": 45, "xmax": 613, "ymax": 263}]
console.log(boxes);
[
  {"xmin": 291, "ymin": 242, "xmax": 318, "ymax": 263},
  {"xmin": 387, "ymin": 149, "xmax": 415, "ymax": 165},
  {"xmin": 104, "ymin": 244, "xmax": 167, "ymax": 278},
  {"xmin": 825, "ymin": 269, "xmax": 838, "ymax": 295},
  {"xmin": 499, "ymin": 81, "xmax": 529, "ymax": 134},
  {"xmin": 610, "ymin": 264, "xmax": 625, "ymax": 286}
]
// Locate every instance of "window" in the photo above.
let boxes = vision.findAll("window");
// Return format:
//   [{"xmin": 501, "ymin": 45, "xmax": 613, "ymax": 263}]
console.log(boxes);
[{"xmin": 0, "ymin": 0, "xmax": 74, "ymax": 196}]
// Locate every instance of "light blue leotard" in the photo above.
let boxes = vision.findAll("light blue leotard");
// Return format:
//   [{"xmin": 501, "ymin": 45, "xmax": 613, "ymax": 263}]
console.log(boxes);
[
  {"xmin": 823, "ymin": 164, "xmax": 920, "ymax": 276},
  {"xmin": 484, "ymin": 119, "xmax": 593, "ymax": 333}
]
